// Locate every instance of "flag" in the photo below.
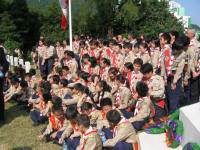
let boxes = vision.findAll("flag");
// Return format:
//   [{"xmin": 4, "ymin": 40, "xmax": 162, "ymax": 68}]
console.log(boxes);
[{"xmin": 59, "ymin": 0, "xmax": 69, "ymax": 30}]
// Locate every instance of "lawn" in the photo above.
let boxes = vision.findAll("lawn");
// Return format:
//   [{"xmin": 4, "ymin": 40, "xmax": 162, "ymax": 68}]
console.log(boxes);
[{"xmin": 0, "ymin": 103, "xmax": 62, "ymax": 150}]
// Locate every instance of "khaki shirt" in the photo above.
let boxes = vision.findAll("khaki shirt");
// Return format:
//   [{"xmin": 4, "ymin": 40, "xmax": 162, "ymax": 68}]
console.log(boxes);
[
  {"xmin": 103, "ymin": 118, "xmax": 137, "ymax": 147},
  {"xmin": 151, "ymin": 49, "xmax": 160, "ymax": 72},
  {"xmin": 38, "ymin": 45, "xmax": 46, "ymax": 58},
  {"xmin": 111, "ymin": 53, "xmax": 124, "ymax": 72},
  {"xmin": 61, "ymin": 121, "xmax": 81, "ymax": 139},
  {"xmin": 56, "ymin": 46, "xmax": 64, "ymax": 60},
  {"xmin": 129, "ymin": 96, "xmax": 152, "ymax": 122},
  {"xmin": 62, "ymin": 94, "xmax": 80, "ymax": 106},
  {"xmin": 140, "ymin": 53, "xmax": 151, "ymax": 64},
  {"xmin": 190, "ymin": 47, "xmax": 200, "ymax": 74}
]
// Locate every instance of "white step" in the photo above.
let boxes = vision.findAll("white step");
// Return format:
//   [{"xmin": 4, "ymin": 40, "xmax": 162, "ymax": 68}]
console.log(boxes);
[{"xmin": 138, "ymin": 132, "xmax": 182, "ymax": 150}]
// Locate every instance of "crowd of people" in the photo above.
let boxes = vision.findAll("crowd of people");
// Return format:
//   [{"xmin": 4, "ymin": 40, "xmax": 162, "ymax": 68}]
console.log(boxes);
[{"xmin": 2, "ymin": 28, "xmax": 200, "ymax": 150}]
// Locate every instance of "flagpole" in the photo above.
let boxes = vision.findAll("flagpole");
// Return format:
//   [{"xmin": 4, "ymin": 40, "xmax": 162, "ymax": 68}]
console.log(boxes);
[{"xmin": 69, "ymin": 0, "xmax": 73, "ymax": 51}]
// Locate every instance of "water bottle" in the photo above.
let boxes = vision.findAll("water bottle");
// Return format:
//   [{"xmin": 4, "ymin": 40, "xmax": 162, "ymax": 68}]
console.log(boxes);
[
  {"xmin": 63, "ymin": 139, "xmax": 68, "ymax": 150},
  {"xmin": 99, "ymin": 130, "xmax": 106, "ymax": 142},
  {"xmin": 0, "ymin": 71, "xmax": 3, "ymax": 78}
]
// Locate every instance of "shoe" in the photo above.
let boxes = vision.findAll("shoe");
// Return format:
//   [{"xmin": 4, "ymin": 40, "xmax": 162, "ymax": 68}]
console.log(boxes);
[{"xmin": 45, "ymin": 136, "xmax": 52, "ymax": 143}]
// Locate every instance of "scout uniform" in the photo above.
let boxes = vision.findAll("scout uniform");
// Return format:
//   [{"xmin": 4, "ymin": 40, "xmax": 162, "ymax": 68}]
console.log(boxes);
[
  {"xmin": 42, "ymin": 114, "xmax": 65, "ymax": 139},
  {"xmin": 106, "ymin": 79, "xmax": 119, "ymax": 96},
  {"xmin": 127, "ymin": 71, "xmax": 143, "ymax": 95},
  {"xmin": 62, "ymin": 94, "xmax": 80, "ymax": 106},
  {"xmin": 51, "ymin": 84, "xmax": 60, "ymax": 97},
  {"xmin": 84, "ymin": 65, "xmax": 100, "ymax": 75},
  {"xmin": 77, "ymin": 96, "xmax": 94, "ymax": 109},
  {"xmin": 4, "ymin": 85, "xmax": 22, "ymax": 101},
  {"xmin": 45, "ymin": 45, "xmax": 56, "ymax": 75},
  {"xmin": 129, "ymin": 96, "xmax": 152, "ymax": 131},
  {"xmin": 189, "ymin": 45, "xmax": 200, "ymax": 104},
  {"xmin": 63, "ymin": 58, "xmax": 78, "ymax": 80},
  {"xmin": 140, "ymin": 51, "xmax": 151, "ymax": 64},
  {"xmin": 76, "ymin": 126, "xmax": 102, "ymax": 150},
  {"xmin": 114, "ymin": 85, "xmax": 132, "ymax": 110},
  {"xmin": 142, "ymin": 74, "xmax": 166, "ymax": 121},
  {"xmin": 38, "ymin": 45, "xmax": 47, "ymax": 76},
  {"xmin": 94, "ymin": 91, "xmax": 113, "ymax": 106},
  {"xmin": 30, "ymin": 98, "xmax": 52, "ymax": 123},
  {"xmin": 80, "ymin": 47, "xmax": 89, "ymax": 59},
  {"xmin": 162, "ymin": 49, "xmax": 185, "ymax": 114},
  {"xmin": 111, "ymin": 53, "xmax": 124, "ymax": 72},
  {"xmin": 124, "ymin": 51, "xmax": 135, "ymax": 64},
  {"xmin": 103, "ymin": 117, "xmax": 137, "ymax": 150},
  {"xmin": 58, "ymin": 87, "xmax": 71, "ymax": 99},
  {"xmin": 150, "ymin": 47, "xmax": 160, "ymax": 73},
  {"xmin": 188, "ymin": 38, "xmax": 200, "ymax": 52},
  {"xmin": 56, "ymin": 46, "xmax": 64, "ymax": 60},
  {"xmin": 100, "ymin": 66, "xmax": 110, "ymax": 81},
  {"xmin": 89, "ymin": 48, "xmax": 100, "ymax": 59},
  {"xmin": 101, "ymin": 46, "xmax": 113, "ymax": 60},
  {"xmin": 73, "ymin": 40, "xmax": 80, "ymax": 54},
  {"xmin": 87, "ymin": 107, "xmax": 101, "ymax": 125}
]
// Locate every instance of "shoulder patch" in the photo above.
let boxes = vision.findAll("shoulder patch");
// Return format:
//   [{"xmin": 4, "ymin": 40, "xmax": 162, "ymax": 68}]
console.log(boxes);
[
  {"xmin": 88, "ymin": 134, "xmax": 94, "ymax": 138},
  {"xmin": 143, "ymin": 101, "xmax": 148, "ymax": 105},
  {"xmin": 120, "ymin": 124, "xmax": 125, "ymax": 128},
  {"xmin": 92, "ymin": 114, "xmax": 97, "ymax": 118}
]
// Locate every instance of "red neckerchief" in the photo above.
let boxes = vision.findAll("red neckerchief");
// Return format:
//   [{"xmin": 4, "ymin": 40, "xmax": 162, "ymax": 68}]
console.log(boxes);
[
  {"xmin": 49, "ymin": 115, "xmax": 64, "ymax": 130},
  {"xmin": 81, "ymin": 127, "xmax": 97, "ymax": 150},
  {"xmin": 134, "ymin": 97, "xmax": 147, "ymax": 116},
  {"xmin": 113, "ymin": 117, "xmax": 129, "ymax": 136},
  {"xmin": 115, "ymin": 85, "xmax": 127, "ymax": 108}
]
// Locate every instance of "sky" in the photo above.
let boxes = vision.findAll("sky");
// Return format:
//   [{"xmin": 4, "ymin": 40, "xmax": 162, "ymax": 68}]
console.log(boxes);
[{"xmin": 172, "ymin": 0, "xmax": 200, "ymax": 26}]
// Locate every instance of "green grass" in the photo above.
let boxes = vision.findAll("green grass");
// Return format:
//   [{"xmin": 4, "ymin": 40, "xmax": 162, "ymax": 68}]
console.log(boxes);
[{"xmin": 0, "ymin": 103, "xmax": 62, "ymax": 150}]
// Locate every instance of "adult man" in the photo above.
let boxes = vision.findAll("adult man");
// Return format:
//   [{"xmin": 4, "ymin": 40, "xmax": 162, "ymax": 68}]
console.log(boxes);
[{"xmin": 0, "ymin": 47, "xmax": 9, "ymax": 124}]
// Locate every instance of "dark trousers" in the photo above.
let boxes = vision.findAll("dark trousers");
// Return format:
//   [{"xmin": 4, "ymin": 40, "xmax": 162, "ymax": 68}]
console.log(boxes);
[
  {"xmin": 190, "ymin": 76, "xmax": 200, "ymax": 104},
  {"xmin": 166, "ymin": 77, "xmax": 182, "ymax": 114},
  {"xmin": 0, "ymin": 78, "xmax": 4, "ymax": 121},
  {"xmin": 184, "ymin": 80, "xmax": 191, "ymax": 105},
  {"xmin": 30, "ymin": 110, "xmax": 48, "ymax": 123},
  {"xmin": 47, "ymin": 58, "xmax": 54, "ymax": 75},
  {"xmin": 132, "ymin": 118, "xmax": 149, "ymax": 131},
  {"xmin": 120, "ymin": 109, "xmax": 134, "ymax": 119},
  {"xmin": 64, "ymin": 137, "xmax": 80, "ymax": 150},
  {"xmin": 102, "ymin": 128, "xmax": 134, "ymax": 150},
  {"xmin": 39, "ymin": 57, "xmax": 47, "ymax": 76}
]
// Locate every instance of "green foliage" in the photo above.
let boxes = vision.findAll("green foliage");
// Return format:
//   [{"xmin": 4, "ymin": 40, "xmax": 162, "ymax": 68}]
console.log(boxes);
[
  {"xmin": 191, "ymin": 24, "xmax": 200, "ymax": 31},
  {"xmin": 26, "ymin": 0, "xmax": 58, "ymax": 11},
  {"xmin": 4, "ymin": 40, "xmax": 21, "ymax": 55}
]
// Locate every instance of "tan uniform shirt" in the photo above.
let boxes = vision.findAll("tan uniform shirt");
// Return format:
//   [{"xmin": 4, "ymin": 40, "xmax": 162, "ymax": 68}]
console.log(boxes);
[
  {"xmin": 129, "ymin": 96, "xmax": 152, "ymax": 122},
  {"xmin": 103, "ymin": 117, "xmax": 137, "ymax": 147}
]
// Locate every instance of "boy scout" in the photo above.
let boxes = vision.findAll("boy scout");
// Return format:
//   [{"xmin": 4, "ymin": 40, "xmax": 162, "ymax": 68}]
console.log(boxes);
[
  {"xmin": 128, "ymin": 81, "xmax": 153, "ymax": 131},
  {"xmin": 139, "ymin": 42, "xmax": 151, "ymax": 64},
  {"xmin": 107, "ymin": 67, "xmax": 119, "ymax": 96},
  {"xmin": 111, "ymin": 44, "xmax": 124, "ymax": 72},
  {"xmin": 56, "ymin": 41, "xmax": 64, "ymax": 61},
  {"xmin": 37, "ymin": 105, "xmax": 65, "ymax": 142},
  {"xmin": 141, "ymin": 63, "xmax": 166, "ymax": 121},
  {"xmin": 123, "ymin": 43, "xmax": 135, "ymax": 64},
  {"xmin": 63, "ymin": 51, "xmax": 78, "ymax": 80},
  {"xmin": 115, "ymin": 74, "xmax": 132, "ymax": 110},
  {"xmin": 76, "ymin": 114, "xmax": 102, "ymax": 150},
  {"xmin": 103, "ymin": 110, "xmax": 137, "ymax": 150},
  {"xmin": 100, "ymin": 58, "xmax": 111, "ymax": 81},
  {"xmin": 162, "ymin": 38, "xmax": 185, "ymax": 114},
  {"xmin": 38, "ymin": 39, "xmax": 47, "ymax": 76}
]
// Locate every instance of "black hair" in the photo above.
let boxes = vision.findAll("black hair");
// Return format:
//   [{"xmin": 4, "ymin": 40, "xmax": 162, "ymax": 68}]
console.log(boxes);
[
  {"xmin": 65, "ymin": 105, "xmax": 79, "ymax": 120},
  {"xmin": 91, "ymin": 74, "xmax": 100, "ymax": 82},
  {"xmin": 136, "ymin": 81, "xmax": 149, "ymax": 97},
  {"xmin": 46, "ymin": 39, "xmax": 53, "ymax": 47},
  {"xmin": 82, "ymin": 54, "xmax": 90, "ymax": 60},
  {"xmin": 56, "ymin": 67, "xmax": 63, "ymax": 76},
  {"xmin": 100, "ymin": 40, "xmax": 109, "ymax": 47},
  {"xmin": 11, "ymin": 77, "xmax": 19, "ymax": 85},
  {"xmin": 170, "ymin": 30, "xmax": 179, "ymax": 39},
  {"xmin": 108, "ymin": 67, "xmax": 118, "ymax": 75},
  {"xmin": 101, "ymin": 58, "xmax": 111, "ymax": 66},
  {"xmin": 77, "ymin": 114, "xmax": 90, "ymax": 128},
  {"xmin": 81, "ymin": 72, "xmax": 91, "ymax": 82},
  {"xmin": 52, "ymin": 96, "xmax": 62, "ymax": 107},
  {"xmin": 41, "ymin": 74, "xmax": 47, "ymax": 81},
  {"xmin": 29, "ymin": 69, "xmax": 36, "ymax": 76},
  {"xmin": 172, "ymin": 38, "xmax": 184, "ymax": 51},
  {"xmin": 100, "ymin": 98, "xmax": 112, "ymax": 108},
  {"xmin": 141, "ymin": 63, "xmax": 153, "ymax": 74},
  {"xmin": 180, "ymin": 35, "xmax": 190, "ymax": 47},
  {"xmin": 20, "ymin": 81, "xmax": 28, "ymax": 88},
  {"xmin": 60, "ymin": 79, "xmax": 68, "ymax": 87},
  {"xmin": 133, "ymin": 58, "xmax": 143, "ymax": 66},
  {"xmin": 128, "ymin": 32, "xmax": 136, "ymax": 39},
  {"xmin": 81, "ymin": 102, "xmax": 93, "ymax": 111},
  {"xmin": 88, "ymin": 57, "xmax": 97, "ymax": 68},
  {"xmin": 62, "ymin": 66, "xmax": 69, "ymax": 71},
  {"xmin": 145, "ymin": 35, "xmax": 153, "ymax": 44},
  {"xmin": 106, "ymin": 110, "xmax": 121, "ymax": 124},
  {"xmin": 65, "ymin": 50, "xmax": 75, "ymax": 58},
  {"xmin": 139, "ymin": 42, "xmax": 148, "ymax": 49},
  {"xmin": 116, "ymin": 74, "xmax": 126, "ymax": 84},
  {"xmin": 43, "ymin": 81, "xmax": 52, "ymax": 91},
  {"xmin": 123, "ymin": 43, "xmax": 132, "ymax": 49},
  {"xmin": 98, "ymin": 81, "xmax": 111, "ymax": 92},
  {"xmin": 162, "ymin": 32, "xmax": 171, "ymax": 44},
  {"xmin": 52, "ymin": 105, "xmax": 63, "ymax": 113},
  {"xmin": 116, "ymin": 43, "xmax": 122, "ymax": 49},
  {"xmin": 74, "ymin": 83, "xmax": 84, "ymax": 92},
  {"xmin": 134, "ymin": 42, "xmax": 140, "ymax": 49},
  {"xmin": 124, "ymin": 62, "xmax": 134, "ymax": 71},
  {"xmin": 152, "ymin": 38, "xmax": 160, "ymax": 48},
  {"xmin": 42, "ymin": 90, "xmax": 52, "ymax": 103},
  {"xmin": 25, "ymin": 73, "xmax": 31, "ymax": 77},
  {"xmin": 79, "ymin": 40, "xmax": 86, "ymax": 46},
  {"xmin": 52, "ymin": 75, "xmax": 60, "ymax": 84}
]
